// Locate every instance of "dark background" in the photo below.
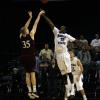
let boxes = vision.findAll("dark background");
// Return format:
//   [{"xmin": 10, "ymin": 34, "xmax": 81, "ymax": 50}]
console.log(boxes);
[
  {"xmin": 0, "ymin": 1, "xmax": 100, "ymax": 100},
  {"xmin": 0, "ymin": 0, "xmax": 100, "ymax": 55}
]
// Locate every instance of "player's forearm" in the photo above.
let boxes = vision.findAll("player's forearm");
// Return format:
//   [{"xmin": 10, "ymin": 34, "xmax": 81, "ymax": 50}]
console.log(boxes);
[
  {"xmin": 42, "ymin": 14, "xmax": 54, "ymax": 30},
  {"xmin": 31, "ymin": 14, "xmax": 41, "ymax": 33},
  {"xmin": 34, "ymin": 13, "xmax": 41, "ymax": 26},
  {"xmin": 24, "ymin": 16, "xmax": 32, "ymax": 28}
]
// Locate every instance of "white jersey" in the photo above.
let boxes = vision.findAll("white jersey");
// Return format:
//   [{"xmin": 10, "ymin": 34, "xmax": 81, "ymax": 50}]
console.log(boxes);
[
  {"xmin": 71, "ymin": 57, "xmax": 81, "ymax": 75},
  {"xmin": 90, "ymin": 39, "xmax": 100, "ymax": 47},
  {"xmin": 53, "ymin": 27, "xmax": 75, "ymax": 54}
]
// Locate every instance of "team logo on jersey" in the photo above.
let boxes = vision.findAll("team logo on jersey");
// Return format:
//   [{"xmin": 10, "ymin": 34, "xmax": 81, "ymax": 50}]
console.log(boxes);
[{"xmin": 57, "ymin": 34, "xmax": 66, "ymax": 44}]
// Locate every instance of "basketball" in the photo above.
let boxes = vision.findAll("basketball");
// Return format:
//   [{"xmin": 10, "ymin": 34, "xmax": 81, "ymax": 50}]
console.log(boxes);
[{"xmin": 40, "ymin": 0, "xmax": 48, "ymax": 4}]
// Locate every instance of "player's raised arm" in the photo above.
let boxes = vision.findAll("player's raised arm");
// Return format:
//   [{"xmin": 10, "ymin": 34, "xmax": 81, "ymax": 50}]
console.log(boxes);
[
  {"xmin": 42, "ymin": 13, "xmax": 55, "ymax": 30},
  {"xmin": 20, "ymin": 11, "xmax": 32, "ymax": 37},
  {"xmin": 30, "ymin": 10, "xmax": 45, "ymax": 38},
  {"xmin": 41, "ymin": 11, "xmax": 59, "ymax": 35},
  {"xmin": 24, "ymin": 11, "xmax": 32, "ymax": 28}
]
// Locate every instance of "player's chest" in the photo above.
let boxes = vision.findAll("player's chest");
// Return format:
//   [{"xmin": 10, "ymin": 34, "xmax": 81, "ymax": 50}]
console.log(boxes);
[{"xmin": 56, "ymin": 34, "xmax": 68, "ymax": 42}]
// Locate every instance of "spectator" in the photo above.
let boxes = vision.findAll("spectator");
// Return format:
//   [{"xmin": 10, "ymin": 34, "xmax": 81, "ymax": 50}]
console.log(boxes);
[
  {"xmin": 39, "ymin": 43, "xmax": 54, "ymax": 62},
  {"xmin": 91, "ymin": 47, "xmax": 100, "ymax": 80},
  {"xmin": 79, "ymin": 34, "xmax": 88, "ymax": 44},
  {"xmin": 95, "ymin": 47, "xmax": 100, "ymax": 80},
  {"xmin": 90, "ymin": 34, "xmax": 100, "ymax": 48}
]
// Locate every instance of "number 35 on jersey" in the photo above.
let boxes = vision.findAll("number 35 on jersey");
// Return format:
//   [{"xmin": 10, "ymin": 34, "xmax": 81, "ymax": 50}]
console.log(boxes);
[{"xmin": 22, "ymin": 40, "xmax": 30, "ymax": 48}]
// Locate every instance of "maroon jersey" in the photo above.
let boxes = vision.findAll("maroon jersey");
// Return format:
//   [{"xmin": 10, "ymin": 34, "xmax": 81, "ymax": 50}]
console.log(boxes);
[{"xmin": 20, "ymin": 34, "xmax": 35, "ymax": 55}]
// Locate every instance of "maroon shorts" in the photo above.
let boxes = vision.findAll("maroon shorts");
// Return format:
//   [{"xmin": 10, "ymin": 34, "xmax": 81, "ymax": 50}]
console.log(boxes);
[{"xmin": 20, "ymin": 55, "xmax": 36, "ymax": 72}]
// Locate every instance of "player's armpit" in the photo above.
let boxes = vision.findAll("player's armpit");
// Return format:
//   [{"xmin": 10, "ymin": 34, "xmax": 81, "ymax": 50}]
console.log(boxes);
[{"xmin": 30, "ymin": 31, "xmax": 35, "ymax": 40}]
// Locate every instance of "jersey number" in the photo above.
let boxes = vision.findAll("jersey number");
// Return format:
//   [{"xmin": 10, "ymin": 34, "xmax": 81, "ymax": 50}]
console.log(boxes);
[
  {"xmin": 58, "ymin": 37, "xmax": 65, "ymax": 44},
  {"xmin": 22, "ymin": 40, "xmax": 30, "ymax": 48},
  {"xmin": 60, "ymin": 37, "xmax": 65, "ymax": 41}
]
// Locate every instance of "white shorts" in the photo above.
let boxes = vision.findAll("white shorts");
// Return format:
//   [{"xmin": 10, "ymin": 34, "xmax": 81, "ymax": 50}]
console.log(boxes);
[
  {"xmin": 73, "ymin": 74, "xmax": 83, "ymax": 91},
  {"xmin": 56, "ymin": 52, "xmax": 71, "ymax": 75}
]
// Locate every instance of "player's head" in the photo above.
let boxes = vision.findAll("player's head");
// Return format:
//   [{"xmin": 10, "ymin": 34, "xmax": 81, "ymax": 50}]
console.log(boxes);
[
  {"xmin": 95, "ymin": 33, "xmax": 99, "ymax": 39},
  {"xmin": 20, "ymin": 27, "xmax": 29, "ymax": 35},
  {"xmin": 59, "ymin": 26, "xmax": 67, "ymax": 33},
  {"xmin": 45, "ymin": 43, "xmax": 49, "ymax": 50},
  {"xmin": 69, "ymin": 50, "xmax": 75, "ymax": 59},
  {"xmin": 79, "ymin": 34, "xmax": 84, "ymax": 39}
]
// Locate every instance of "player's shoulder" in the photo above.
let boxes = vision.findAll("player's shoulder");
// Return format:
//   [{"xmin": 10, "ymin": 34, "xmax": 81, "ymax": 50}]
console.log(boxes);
[
  {"xmin": 65, "ymin": 33, "xmax": 70, "ymax": 36},
  {"xmin": 54, "ymin": 26, "xmax": 58, "ymax": 30},
  {"xmin": 48, "ymin": 49, "xmax": 53, "ymax": 52},
  {"xmin": 41, "ymin": 49, "xmax": 45, "ymax": 52},
  {"xmin": 75, "ymin": 57, "xmax": 81, "ymax": 62},
  {"xmin": 92, "ymin": 39, "xmax": 97, "ymax": 42},
  {"xmin": 64, "ymin": 33, "xmax": 71, "ymax": 38},
  {"xmin": 19, "ymin": 33, "xmax": 22, "ymax": 38},
  {"xmin": 74, "ymin": 57, "xmax": 78, "ymax": 61}
]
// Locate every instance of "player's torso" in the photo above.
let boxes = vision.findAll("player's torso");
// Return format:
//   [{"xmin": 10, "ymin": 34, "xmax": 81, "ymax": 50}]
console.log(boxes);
[
  {"xmin": 20, "ymin": 34, "xmax": 35, "ymax": 55},
  {"xmin": 71, "ymin": 57, "xmax": 81, "ymax": 75},
  {"xmin": 55, "ymin": 33, "xmax": 69, "ymax": 53}
]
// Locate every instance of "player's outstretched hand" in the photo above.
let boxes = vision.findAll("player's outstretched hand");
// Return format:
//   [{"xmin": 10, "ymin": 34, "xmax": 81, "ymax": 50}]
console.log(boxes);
[
  {"xmin": 28, "ymin": 11, "xmax": 32, "ymax": 18},
  {"xmin": 39, "ymin": 9, "xmax": 45, "ymax": 16}
]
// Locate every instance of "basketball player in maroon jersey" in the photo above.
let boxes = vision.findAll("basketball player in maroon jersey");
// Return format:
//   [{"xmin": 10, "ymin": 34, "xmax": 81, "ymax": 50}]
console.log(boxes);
[{"xmin": 20, "ymin": 10, "xmax": 45, "ymax": 99}]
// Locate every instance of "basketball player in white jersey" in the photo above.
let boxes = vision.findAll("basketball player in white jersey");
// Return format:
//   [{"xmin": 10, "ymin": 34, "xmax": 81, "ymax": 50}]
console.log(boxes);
[
  {"xmin": 69, "ymin": 51, "xmax": 87, "ymax": 100},
  {"xmin": 42, "ymin": 11, "xmax": 78, "ymax": 98}
]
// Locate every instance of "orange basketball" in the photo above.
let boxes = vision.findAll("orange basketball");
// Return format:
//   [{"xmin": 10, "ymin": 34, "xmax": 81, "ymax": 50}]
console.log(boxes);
[{"xmin": 40, "ymin": 0, "xmax": 48, "ymax": 4}]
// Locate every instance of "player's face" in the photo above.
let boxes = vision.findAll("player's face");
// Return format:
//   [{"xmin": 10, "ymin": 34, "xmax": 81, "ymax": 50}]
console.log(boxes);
[
  {"xmin": 70, "ymin": 51, "xmax": 74, "ymax": 59},
  {"xmin": 59, "ymin": 26, "xmax": 66, "ymax": 33},
  {"xmin": 95, "ymin": 34, "xmax": 99, "ymax": 39},
  {"xmin": 80, "ymin": 35, "xmax": 84, "ymax": 39},
  {"xmin": 45, "ymin": 44, "xmax": 49, "ymax": 50}
]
